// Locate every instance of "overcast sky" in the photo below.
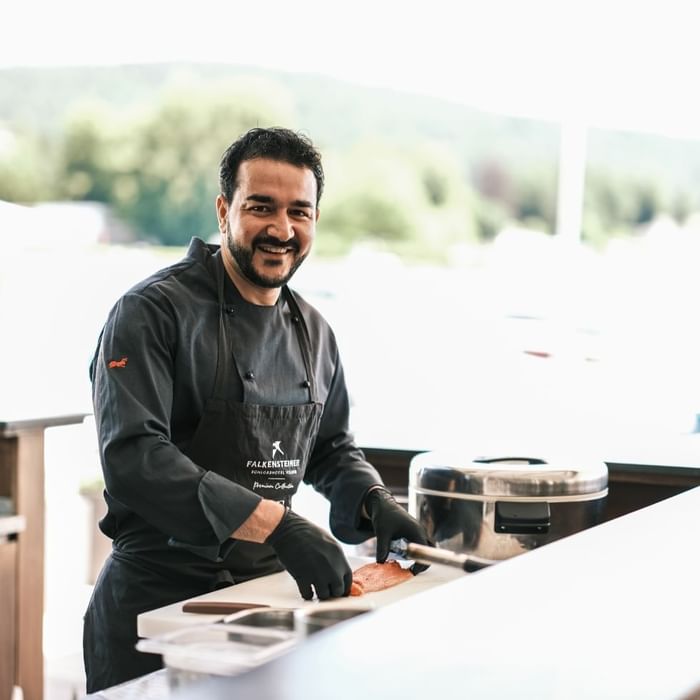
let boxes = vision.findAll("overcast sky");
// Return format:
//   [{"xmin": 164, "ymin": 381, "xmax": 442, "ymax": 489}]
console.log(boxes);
[{"xmin": 3, "ymin": 0, "xmax": 700, "ymax": 138}]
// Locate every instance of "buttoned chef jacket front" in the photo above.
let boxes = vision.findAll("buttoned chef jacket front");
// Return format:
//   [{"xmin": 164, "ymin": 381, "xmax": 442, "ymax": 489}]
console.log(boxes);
[{"xmin": 90, "ymin": 237, "xmax": 383, "ymax": 568}]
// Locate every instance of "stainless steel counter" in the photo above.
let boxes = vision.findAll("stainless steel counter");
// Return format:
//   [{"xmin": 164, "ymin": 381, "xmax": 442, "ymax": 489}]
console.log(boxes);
[{"xmin": 166, "ymin": 486, "xmax": 700, "ymax": 700}]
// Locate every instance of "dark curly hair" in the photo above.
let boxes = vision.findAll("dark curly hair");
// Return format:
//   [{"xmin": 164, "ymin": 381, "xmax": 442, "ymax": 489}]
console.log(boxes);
[{"xmin": 219, "ymin": 127, "xmax": 324, "ymax": 205}]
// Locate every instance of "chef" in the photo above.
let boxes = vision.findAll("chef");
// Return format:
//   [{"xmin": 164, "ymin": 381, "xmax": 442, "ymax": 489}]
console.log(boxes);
[{"xmin": 83, "ymin": 127, "xmax": 430, "ymax": 692}]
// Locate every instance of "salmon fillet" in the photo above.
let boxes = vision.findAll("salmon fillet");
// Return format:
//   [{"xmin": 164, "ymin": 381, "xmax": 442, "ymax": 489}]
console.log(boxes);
[{"xmin": 349, "ymin": 561, "xmax": 413, "ymax": 596}]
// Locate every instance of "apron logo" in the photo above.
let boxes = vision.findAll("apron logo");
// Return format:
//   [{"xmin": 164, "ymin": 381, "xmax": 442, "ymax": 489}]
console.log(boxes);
[
  {"xmin": 272, "ymin": 441, "xmax": 284, "ymax": 459},
  {"xmin": 108, "ymin": 356, "xmax": 128, "ymax": 369},
  {"xmin": 245, "ymin": 444, "xmax": 301, "ymax": 473}
]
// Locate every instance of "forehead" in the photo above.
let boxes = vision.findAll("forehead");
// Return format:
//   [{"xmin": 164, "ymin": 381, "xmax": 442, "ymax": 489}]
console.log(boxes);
[{"xmin": 236, "ymin": 158, "xmax": 317, "ymax": 203}]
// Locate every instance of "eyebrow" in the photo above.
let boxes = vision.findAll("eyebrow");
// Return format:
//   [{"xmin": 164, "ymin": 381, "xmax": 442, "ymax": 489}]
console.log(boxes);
[{"xmin": 245, "ymin": 194, "xmax": 314, "ymax": 209}]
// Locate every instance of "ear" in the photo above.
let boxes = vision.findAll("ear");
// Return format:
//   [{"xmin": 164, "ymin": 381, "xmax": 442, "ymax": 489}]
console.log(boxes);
[
  {"xmin": 315, "ymin": 207, "xmax": 320, "ymax": 223},
  {"xmin": 215, "ymin": 194, "xmax": 229, "ymax": 233}
]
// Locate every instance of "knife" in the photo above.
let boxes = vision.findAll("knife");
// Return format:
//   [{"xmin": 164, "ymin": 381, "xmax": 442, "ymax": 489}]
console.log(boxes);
[
  {"xmin": 182, "ymin": 601, "xmax": 271, "ymax": 614},
  {"xmin": 389, "ymin": 538, "xmax": 496, "ymax": 573}
]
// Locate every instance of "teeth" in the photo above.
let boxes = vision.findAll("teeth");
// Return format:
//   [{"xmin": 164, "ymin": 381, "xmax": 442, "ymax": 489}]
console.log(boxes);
[{"xmin": 259, "ymin": 245, "xmax": 291, "ymax": 254}]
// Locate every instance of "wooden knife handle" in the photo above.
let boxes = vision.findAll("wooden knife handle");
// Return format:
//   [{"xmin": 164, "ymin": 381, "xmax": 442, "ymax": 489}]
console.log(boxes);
[{"xmin": 182, "ymin": 601, "xmax": 270, "ymax": 614}]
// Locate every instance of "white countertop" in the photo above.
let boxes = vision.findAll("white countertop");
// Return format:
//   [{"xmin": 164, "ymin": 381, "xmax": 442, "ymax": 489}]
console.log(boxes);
[
  {"xmin": 166, "ymin": 486, "xmax": 700, "ymax": 700},
  {"xmin": 138, "ymin": 555, "xmax": 463, "ymax": 638}
]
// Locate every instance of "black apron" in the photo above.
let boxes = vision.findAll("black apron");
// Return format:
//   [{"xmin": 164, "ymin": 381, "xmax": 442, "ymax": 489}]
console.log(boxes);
[{"xmin": 84, "ymin": 258, "xmax": 323, "ymax": 692}]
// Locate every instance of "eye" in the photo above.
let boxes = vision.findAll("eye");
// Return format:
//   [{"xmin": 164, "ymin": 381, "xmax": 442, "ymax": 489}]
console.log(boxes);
[
  {"xmin": 290, "ymin": 209, "xmax": 312, "ymax": 219},
  {"xmin": 247, "ymin": 204, "xmax": 272, "ymax": 214}
]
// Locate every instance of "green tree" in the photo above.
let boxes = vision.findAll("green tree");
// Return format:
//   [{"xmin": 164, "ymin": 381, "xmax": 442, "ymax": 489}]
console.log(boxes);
[
  {"xmin": 0, "ymin": 127, "xmax": 56, "ymax": 203},
  {"xmin": 55, "ymin": 102, "xmax": 119, "ymax": 202},
  {"xmin": 633, "ymin": 183, "xmax": 659, "ymax": 225},
  {"xmin": 122, "ymin": 81, "xmax": 291, "ymax": 244},
  {"xmin": 511, "ymin": 167, "xmax": 557, "ymax": 234},
  {"xmin": 53, "ymin": 77, "xmax": 294, "ymax": 245},
  {"xmin": 583, "ymin": 169, "xmax": 666, "ymax": 242},
  {"xmin": 318, "ymin": 141, "xmax": 479, "ymax": 260}
]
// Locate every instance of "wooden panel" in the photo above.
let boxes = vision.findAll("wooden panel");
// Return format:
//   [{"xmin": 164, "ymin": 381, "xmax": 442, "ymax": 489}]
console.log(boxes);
[
  {"xmin": 0, "ymin": 538, "xmax": 17, "ymax": 700},
  {"xmin": 13, "ymin": 430, "xmax": 45, "ymax": 700},
  {"xmin": 361, "ymin": 446, "xmax": 420, "ymax": 496},
  {"xmin": 0, "ymin": 438, "xmax": 18, "ymax": 501},
  {"xmin": 0, "ymin": 416, "xmax": 85, "ymax": 700},
  {"xmin": 604, "ymin": 480, "xmax": 689, "ymax": 522},
  {"xmin": 606, "ymin": 465, "xmax": 700, "ymax": 488}
]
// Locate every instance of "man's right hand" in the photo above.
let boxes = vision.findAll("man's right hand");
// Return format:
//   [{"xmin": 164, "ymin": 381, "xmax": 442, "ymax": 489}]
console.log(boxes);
[{"xmin": 266, "ymin": 509, "xmax": 352, "ymax": 600}]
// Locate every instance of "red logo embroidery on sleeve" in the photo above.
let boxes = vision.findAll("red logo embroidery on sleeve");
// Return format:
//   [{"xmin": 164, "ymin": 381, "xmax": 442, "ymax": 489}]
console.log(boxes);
[{"xmin": 108, "ymin": 357, "xmax": 128, "ymax": 369}]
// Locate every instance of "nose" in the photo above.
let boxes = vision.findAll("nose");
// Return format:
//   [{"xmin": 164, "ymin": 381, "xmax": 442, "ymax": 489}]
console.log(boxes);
[{"xmin": 267, "ymin": 213, "xmax": 294, "ymax": 241}]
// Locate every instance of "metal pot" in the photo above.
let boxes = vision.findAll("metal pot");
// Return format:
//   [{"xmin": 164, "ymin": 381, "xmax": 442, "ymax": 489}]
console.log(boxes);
[{"xmin": 409, "ymin": 453, "xmax": 608, "ymax": 561}]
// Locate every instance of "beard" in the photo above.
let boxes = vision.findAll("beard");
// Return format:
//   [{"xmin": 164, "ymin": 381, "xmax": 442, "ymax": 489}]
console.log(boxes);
[{"xmin": 225, "ymin": 223, "xmax": 308, "ymax": 289}]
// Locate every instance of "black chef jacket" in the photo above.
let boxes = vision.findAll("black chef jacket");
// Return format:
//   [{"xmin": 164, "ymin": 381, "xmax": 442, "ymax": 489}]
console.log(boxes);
[{"xmin": 90, "ymin": 237, "xmax": 383, "ymax": 566}]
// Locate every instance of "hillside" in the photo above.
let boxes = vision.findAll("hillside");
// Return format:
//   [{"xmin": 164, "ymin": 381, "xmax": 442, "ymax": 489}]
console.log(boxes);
[
  {"xmin": 2, "ymin": 63, "xmax": 700, "ymax": 244},
  {"xmin": 0, "ymin": 62, "xmax": 559, "ymax": 167},
  {"xmin": 2, "ymin": 62, "xmax": 700, "ymax": 193}
]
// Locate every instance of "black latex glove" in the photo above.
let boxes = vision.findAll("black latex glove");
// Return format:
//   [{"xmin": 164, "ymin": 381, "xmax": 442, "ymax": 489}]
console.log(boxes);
[
  {"xmin": 266, "ymin": 509, "xmax": 353, "ymax": 601},
  {"xmin": 365, "ymin": 488, "xmax": 431, "ymax": 574}
]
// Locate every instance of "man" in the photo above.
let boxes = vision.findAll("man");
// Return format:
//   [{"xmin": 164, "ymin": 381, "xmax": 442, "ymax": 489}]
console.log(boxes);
[{"xmin": 84, "ymin": 127, "xmax": 430, "ymax": 691}]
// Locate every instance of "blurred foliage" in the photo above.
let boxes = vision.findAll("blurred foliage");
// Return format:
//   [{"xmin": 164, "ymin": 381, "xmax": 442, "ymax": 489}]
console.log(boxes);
[
  {"xmin": 318, "ymin": 141, "xmax": 480, "ymax": 260},
  {"xmin": 47, "ymin": 77, "xmax": 294, "ymax": 245},
  {"xmin": 1, "ymin": 64, "xmax": 699, "ymax": 256},
  {"xmin": 0, "ymin": 127, "xmax": 55, "ymax": 202},
  {"xmin": 582, "ymin": 169, "xmax": 673, "ymax": 246}
]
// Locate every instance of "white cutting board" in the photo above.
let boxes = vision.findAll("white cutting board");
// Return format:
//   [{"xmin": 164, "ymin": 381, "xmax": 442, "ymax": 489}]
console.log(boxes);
[{"xmin": 138, "ymin": 556, "xmax": 463, "ymax": 638}]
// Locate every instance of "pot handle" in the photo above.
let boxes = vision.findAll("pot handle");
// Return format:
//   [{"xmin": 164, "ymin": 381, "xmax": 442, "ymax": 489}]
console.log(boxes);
[
  {"xmin": 495, "ymin": 501, "xmax": 551, "ymax": 534},
  {"xmin": 473, "ymin": 456, "xmax": 547, "ymax": 465}
]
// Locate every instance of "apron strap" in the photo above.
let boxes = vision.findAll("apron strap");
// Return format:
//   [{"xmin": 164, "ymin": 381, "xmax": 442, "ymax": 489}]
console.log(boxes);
[
  {"xmin": 212, "ymin": 254, "xmax": 238, "ymax": 397},
  {"xmin": 282, "ymin": 286, "xmax": 319, "ymax": 404}
]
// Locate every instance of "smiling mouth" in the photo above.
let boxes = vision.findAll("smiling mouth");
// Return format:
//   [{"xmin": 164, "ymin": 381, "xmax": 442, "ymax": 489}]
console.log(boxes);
[{"xmin": 256, "ymin": 244, "xmax": 296, "ymax": 255}]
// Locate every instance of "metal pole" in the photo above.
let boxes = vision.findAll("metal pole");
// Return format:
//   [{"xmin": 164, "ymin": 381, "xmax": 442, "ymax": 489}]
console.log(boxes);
[{"xmin": 555, "ymin": 119, "xmax": 588, "ymax": 244}]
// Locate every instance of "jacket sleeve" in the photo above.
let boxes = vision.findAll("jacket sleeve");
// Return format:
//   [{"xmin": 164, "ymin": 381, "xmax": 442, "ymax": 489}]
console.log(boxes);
[
  {"xmin": 92, "ymin": 291, "xmax": 261, "ymax": 559},
  {"xmin": 303, "ymin": 346, "xmax": 384, "ymax": 543}
]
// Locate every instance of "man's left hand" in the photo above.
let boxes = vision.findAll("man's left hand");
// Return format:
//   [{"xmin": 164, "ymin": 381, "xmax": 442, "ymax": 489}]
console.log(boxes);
[{"xmin": 364, "ymin": 488, "xmax": 431, "ymax": 574}]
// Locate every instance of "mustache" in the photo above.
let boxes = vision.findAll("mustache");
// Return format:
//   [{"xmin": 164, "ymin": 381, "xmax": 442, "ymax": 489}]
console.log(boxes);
[{"xmin": 252, "ymin": 234, "xmax": 300, "ymax": 253}]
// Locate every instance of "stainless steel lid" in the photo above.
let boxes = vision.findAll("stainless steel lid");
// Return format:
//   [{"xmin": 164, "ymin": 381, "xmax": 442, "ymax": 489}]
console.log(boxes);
[{"xmin": 409, "ymin": 452, "xmax": 608, "ymax": 501}]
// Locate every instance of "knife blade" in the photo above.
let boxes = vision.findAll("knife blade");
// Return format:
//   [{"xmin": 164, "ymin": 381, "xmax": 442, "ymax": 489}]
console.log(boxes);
[{"xmin": 389, "ymin": 538, "xmax": 496, "ymax": 572}]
